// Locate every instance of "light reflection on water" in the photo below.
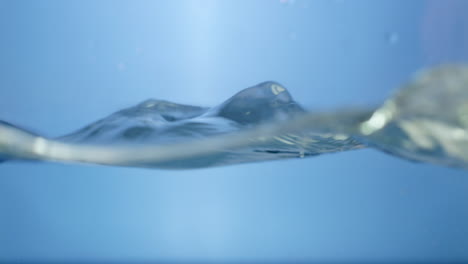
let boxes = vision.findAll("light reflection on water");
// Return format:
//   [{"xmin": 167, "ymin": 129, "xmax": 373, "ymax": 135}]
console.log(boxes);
[{"xmin": 1, "ymin": 65, "xmax": 468, "ymax": 169}]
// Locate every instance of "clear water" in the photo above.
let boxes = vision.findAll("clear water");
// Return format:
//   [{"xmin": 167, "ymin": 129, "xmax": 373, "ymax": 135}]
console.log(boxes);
[
  {"xmin": 1, "ymin": 1, "xmax": 468, "ymax": 263},
  {"xmin": 2, "ymin": 64, "xmax": 468, "ymax": 169}
]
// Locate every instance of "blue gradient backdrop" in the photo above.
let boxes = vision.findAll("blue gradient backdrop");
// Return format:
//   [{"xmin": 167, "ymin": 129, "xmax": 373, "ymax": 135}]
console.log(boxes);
[{"xmin": 0, "ymin": 0, "xmax": 467, "ymax": 263}]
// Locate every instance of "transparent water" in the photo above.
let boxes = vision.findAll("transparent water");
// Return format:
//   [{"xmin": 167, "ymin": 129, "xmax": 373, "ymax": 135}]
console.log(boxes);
[
  {"xmin": 1, "ymin": 1, "xmax": 468, "ymax": 263},
  {"xmin": 2, "ymin": 64, "xmax": 468, "ymax": 169}
]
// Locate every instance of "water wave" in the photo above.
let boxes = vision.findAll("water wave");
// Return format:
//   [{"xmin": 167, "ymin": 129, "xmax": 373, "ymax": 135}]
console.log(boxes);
[{"xmin": 1, "ymin": 65, "xmax": 467, "ymax": 169}]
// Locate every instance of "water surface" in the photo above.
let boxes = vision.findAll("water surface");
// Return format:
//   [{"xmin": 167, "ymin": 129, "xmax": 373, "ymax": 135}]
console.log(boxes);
[{"xmin": 1, "ymin": 64, "xmax": 467, "ymax": 169}]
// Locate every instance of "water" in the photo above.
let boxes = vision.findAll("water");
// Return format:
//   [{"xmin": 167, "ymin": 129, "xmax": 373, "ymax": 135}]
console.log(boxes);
[
  {"xmin": 1, "ymin": 64, "xmax": 467, "ymax": 169},
  {"xmin": 2, "ymin": 1, "xmax": 468, "ymax": 262}
]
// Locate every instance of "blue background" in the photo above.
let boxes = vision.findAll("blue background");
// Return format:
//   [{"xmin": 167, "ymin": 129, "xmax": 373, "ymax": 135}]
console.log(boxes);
[{"xmin": 0, "ymin": 0, "xmax": 467, "ymax": 262}]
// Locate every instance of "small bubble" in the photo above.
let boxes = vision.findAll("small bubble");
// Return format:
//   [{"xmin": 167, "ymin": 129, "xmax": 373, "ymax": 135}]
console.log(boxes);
[
  {"xmin": 87, "ymin": 40, "xmax": 95, "ymax": 49},
  {"xmin": 117, "ymin": 62, "xmax": 126, "ymax": 71},
  {"xmin": 280, "ymin": 0, "xmax": 295, "ymax": 5},
  {"xmin": 88, "ymin": 55, "xmax": 96, "ymax": 63},
  {"xmin": 386, "ymin": 32, "xmax": 400, "ymax": 45},
  {"xmin": 289, "ymin": 32, "xmax": 297, "ymax": 41},
  {"xmin": 136, "ymin": 47, "xmax": 143, "ymax": 55}
]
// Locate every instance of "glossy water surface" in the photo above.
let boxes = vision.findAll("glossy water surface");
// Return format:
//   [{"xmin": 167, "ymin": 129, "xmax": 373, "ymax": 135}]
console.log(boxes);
[{"xmin": 1, "ymin": 65, "xmax": 467, "ymax": 169}]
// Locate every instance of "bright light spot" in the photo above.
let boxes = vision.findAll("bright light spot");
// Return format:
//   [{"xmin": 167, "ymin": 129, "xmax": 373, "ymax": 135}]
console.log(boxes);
[
  {"xmin": 271, "ymin": 84, "xmax": 285, "ymax": 95},
  {"xmin": 333, "ymin": 134, "xmax": 349, "ymax": 141},
  {"xmin": 360, "ymin": 102, "xmax": 396, "ymax": 135},
  {"xmin": 360, "ymin": 112, "xmax": 386, "ymax": 135},
  {"xmin": 33, "ymin": 137, "xmax": 48, "ymax": 155}
]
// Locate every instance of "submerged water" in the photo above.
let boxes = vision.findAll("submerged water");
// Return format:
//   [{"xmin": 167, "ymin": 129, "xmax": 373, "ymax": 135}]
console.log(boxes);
[{"xmin": 1, "ymin": 64, "xmax": 468, "ymax": 169}]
